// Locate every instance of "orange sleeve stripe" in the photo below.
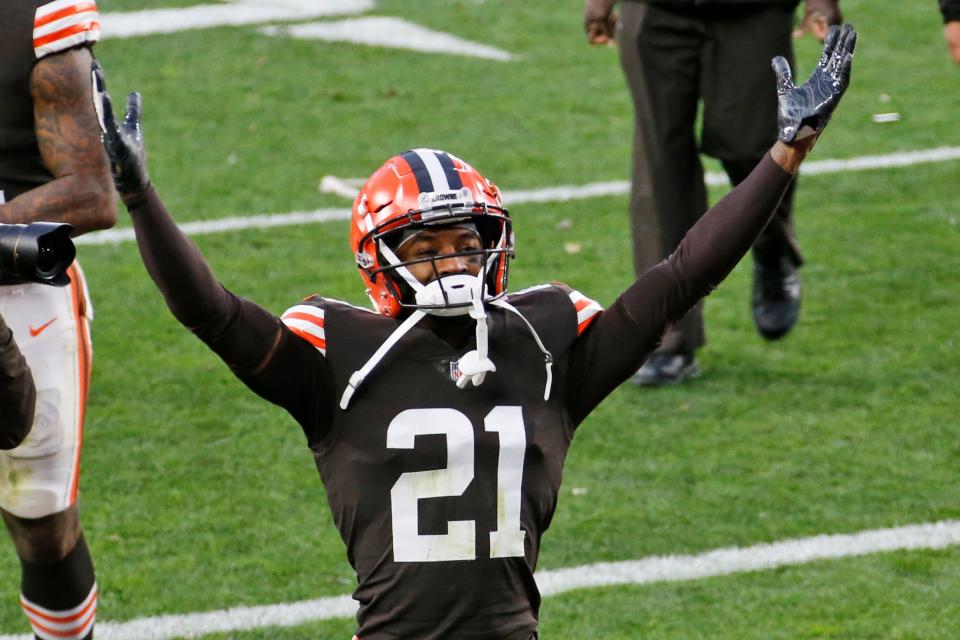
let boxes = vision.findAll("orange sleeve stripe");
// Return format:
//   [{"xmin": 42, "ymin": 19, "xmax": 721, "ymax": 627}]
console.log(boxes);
[
  {"xmin": 282, "ymin": 311, "xmax": 325, "ymax": 328},
  {"xmin": 577, "ymin": 314, "xmax": 600, "ymax": 335},
  {"xmin": 568, "ymin": 290, "xmax": 603, "ymax": 335},
  {"xmin": 288, "ymin": 326, "xmax": 327, "ymax": 351},
  {"xmin": 33, "ymin": 20, "xmax": 100, "ymax": 49},
  {"xmin": 34, "ymin": 1, "xmax": 98, "ymax": 29},
  {"xmin": 573, "ymin": 297, "xmax": 593, "ymax": 312}
]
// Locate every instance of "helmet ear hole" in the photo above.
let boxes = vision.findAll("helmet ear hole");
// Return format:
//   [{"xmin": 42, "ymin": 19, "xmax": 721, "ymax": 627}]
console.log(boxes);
[{"xmin": 474, "ymin": 217, "xmax": 504, "ymax": 248}]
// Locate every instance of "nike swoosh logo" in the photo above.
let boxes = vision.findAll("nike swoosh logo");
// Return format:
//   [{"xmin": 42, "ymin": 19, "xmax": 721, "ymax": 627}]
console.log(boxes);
[{"xmin": 29, "ymin": 317, "xmax": 57, "ymax": 337}]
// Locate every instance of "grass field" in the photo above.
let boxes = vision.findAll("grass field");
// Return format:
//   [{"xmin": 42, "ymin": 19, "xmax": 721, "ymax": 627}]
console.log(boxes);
[{"xmin": 2, "ymin": 0, "xmax": 959, "ymax": 638}]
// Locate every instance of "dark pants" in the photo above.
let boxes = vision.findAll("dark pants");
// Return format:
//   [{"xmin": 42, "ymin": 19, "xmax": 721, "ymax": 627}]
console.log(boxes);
[{"xmin": 618, "ymin": 1, "xmax": 799, "ymax": 355}]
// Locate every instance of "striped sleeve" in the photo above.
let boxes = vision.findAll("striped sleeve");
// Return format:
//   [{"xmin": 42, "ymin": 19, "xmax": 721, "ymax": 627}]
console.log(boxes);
[
  {"xmin": 568, "ymin": 289, "xmax": 603, "ymax": 335},
  {"xmin": 33, "ymin": 0, "xmax": 100, "ymax": 60},
  {"xmin": 281, "ymin": 304, "xmax": 327, "ymax": 355}
]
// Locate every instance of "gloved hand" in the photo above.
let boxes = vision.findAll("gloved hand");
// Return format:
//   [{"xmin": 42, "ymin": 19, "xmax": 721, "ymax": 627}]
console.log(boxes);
[
  {"xmin": 91, "ymin": 60, "xmax": 150, "ymax": 206},
  {"xmin": 772, "ymin": 24, "xmax": 856, "ymax": 143}
]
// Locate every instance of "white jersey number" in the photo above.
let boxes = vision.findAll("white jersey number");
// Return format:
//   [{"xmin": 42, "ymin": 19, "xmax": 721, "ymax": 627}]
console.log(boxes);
[{"xmin": 387, "ymin": 406, "xmax": 527, "ymax": 562}]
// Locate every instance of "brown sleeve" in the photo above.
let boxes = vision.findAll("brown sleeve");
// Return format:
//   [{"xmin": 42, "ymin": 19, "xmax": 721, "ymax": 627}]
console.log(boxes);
[
  {"xmin": 567, "ymin": 153, "xmax": 794, "ymax": 423},
  {"xmin": 619, "ymin": 152, "xmax": 794, "ymax": 330},
  {"xmin": 126, "ymin": 185, "xmax": 280, "ymax": 373},
  {"xmin": 0, "ymin": 315, "xmax": 35, "ymax": 450},
  {"xmin": 128, "ymin": 187, "xmax": 231, "ymax": 325},
  {"xmin": 125, "ymin": 186, "xmax": 333, "ymax": 438}
]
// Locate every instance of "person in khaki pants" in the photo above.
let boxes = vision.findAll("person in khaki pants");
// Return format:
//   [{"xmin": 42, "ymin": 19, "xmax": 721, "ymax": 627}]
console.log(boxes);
[{"xmin": 585, "ymin": 0, "xmax": 841, "ymax": 385}]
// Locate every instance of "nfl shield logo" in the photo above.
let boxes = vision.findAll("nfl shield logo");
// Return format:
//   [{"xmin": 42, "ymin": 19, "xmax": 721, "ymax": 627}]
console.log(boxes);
[{"xmin": 449, "ymin": 360, "xmax": 463, "ymax": 382}]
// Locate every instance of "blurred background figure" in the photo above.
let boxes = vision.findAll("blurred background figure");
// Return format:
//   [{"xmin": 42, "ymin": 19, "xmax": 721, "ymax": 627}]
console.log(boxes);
[
  {"xmin": 0, "ymin": 1, "xmax": 116, "ymax": 638},
  {"xmin": 584, "ymin": 0, "xmax": 841, "ymax": 386},
  {"xmin": 0, "ymin": 311, "xmax": 35, "ymax": 452},
  {"xmin": 941, "ymin": 0, "xmax": 960, "ymax": 62}
]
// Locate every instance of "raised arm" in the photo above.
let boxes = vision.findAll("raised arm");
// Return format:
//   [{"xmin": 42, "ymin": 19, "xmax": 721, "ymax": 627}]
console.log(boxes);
[
  {"xmin": 0, "ymin": 48, "xmax": 115, "ymax": 235},
  {"xmin": 569, "ymin": 25, "xmax": 856, "ymax": 421},
  {"xmin": 0, "ymin": 312, "xmax": 35, "ymax": 450},
  {"xmin": 93, "ymin": 63, "xmax": 336, "ymax": 439},
  {"xmin": 91, "ymin": 62, "xmax": 281, "ymax": 374}
]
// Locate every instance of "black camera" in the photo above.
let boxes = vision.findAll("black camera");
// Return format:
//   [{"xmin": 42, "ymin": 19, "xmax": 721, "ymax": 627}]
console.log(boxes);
[{"xmin": 0, "ymin": 222, "xmax": 76, "ymax": 287}]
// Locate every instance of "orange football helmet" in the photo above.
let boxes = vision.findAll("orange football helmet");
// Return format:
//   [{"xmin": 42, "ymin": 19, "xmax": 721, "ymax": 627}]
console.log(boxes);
[{"xmin": 350, "ymin": 149, "xmax": 513, "ymax": 317}]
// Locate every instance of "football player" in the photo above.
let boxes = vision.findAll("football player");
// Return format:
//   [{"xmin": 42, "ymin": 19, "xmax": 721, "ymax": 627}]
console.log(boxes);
[
  {"xmin": 93, "ymin": 25, "xmax": 854, "ymax": 640},
  {"xmin": 0, "ymin": 1, "xmax": 115, "ymax": 638},
  {"xmin": 0, "ymin": 311, "xmax": 36, "ymax": 451}
]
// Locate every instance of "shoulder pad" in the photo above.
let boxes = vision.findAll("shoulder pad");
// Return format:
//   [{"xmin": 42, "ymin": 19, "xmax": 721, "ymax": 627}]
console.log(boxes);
[
  {"xmin": 506, "ymin": 282, "xmax": 603, "ymax": 336},
  {"xmin": 528, "ymin": 281, "xmax": 604, "ymax": 335},
  {"xmin": 318, "ymin": 296, "xmax": 378, "ymax": 314},
  {"xmin": 507, "ymin": 283, "xmax": 553, "ymax": 299}
]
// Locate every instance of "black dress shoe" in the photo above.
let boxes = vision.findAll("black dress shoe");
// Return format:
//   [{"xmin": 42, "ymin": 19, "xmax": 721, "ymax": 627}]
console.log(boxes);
[
  {"xmin": 752, "ymin": 255, "xmax": 800, "ymax": 341},
  {"xmin": 630, "ymin": 352, "xmax": 699, "ymax": 387}
]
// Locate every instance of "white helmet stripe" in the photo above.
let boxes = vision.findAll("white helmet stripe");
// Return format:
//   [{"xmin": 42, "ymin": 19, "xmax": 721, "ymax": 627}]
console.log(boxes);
[{"xmin": 412, "ymin": 148, "xmax": 451, "ymax": 192}]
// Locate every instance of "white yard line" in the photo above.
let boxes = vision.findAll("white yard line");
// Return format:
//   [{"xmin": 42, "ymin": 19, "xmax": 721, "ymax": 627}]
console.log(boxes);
[
  {"xmin": 77, "ymin": 146, "xmax": 960, "ymax": 247},
  {"xmin": 99, "ymin": 0, "xmax": 374, "ymax": 38},
  {"xmin": 262, "ymin": 16, "xmax": 513, "ymax": 61},
  {"xmin": 1, "ymin": 519, "xmax": 957, "ymax": 639},
  {"xmin": 76, "ymin": 209, "xmax": 352, "ymax": 246}
]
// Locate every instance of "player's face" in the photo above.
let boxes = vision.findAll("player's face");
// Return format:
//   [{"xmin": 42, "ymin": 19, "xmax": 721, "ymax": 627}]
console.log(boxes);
[{"xmin": 395, "ymin": 227, "xmax": 484, "ymax": 284}]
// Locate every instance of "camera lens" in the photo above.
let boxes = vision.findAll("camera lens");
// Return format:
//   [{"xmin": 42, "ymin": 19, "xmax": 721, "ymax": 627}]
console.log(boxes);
[
  {"xmin": 0, "ymin": 222, "xmax": 75, "ymax": 286},
  {"xmin": 36, "ymin": 240, "xmax": 58, "ymax": 275}
]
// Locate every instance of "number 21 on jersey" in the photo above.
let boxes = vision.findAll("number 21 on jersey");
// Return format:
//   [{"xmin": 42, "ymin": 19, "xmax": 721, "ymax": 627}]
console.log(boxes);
[{"xmin": 387, "ymin": 406, "xmax": 526, "ymax": 562}]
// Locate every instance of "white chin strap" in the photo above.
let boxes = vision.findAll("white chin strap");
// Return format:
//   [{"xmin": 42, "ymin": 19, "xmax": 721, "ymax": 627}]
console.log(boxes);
[
  {"xmin": 339, "ymin": 241, "xmax": 550, "ymax": 409},
  {"xmin": 338, "ymin": 288, "xmax": 495, "ymax": 410},
  {"xmin": 454, "ymin": 299, "xmax": 497, "ymax": 390},
  {"xmin": 413, "ymin": 274, "xmax": 484, "ymax": 317}
]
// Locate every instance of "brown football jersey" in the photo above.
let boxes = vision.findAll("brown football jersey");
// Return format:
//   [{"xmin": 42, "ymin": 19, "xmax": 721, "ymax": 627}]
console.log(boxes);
[
  {"xmin": 127, "ymin": 151, "xmax": 794, "ymax": 639},
  {"xmin": 238, "ymin": 285, "xmax": 603, "ymax": 639}
]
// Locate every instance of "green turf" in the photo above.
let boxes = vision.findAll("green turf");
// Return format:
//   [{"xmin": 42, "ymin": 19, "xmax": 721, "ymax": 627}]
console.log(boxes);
[{"xmin": 1, "ymin": 0, "xmax": 958, "ymax": 637}]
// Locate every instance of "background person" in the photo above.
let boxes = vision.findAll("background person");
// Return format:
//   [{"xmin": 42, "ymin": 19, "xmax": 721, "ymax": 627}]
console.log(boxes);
[
  {"xmin": 0, "ymin": 1, "xmax": 116, "ymax": 638},
  {"xmin": 941, "ymin": 0, "xmax": 960, "ymax": 62},
  {"xmin": 584, "ymin": 0, "xmax": 842, "ymax": 385},
  {"xmin": 0, "ymin": 311, "xmax": 36, "ymax": 452},
  {"xmin": 93, "ymin": 25, "xmax": 854, "ymax": 639}
]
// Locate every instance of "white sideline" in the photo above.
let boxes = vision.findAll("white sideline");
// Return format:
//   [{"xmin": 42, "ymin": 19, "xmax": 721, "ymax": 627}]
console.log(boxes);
[
  {"xmin": 76, "ymin": 146, "xmax": 960, "ymax": 247},
  {"xmin": 1, "ymin": 519, "xmax": 957, "ymax": 639}
]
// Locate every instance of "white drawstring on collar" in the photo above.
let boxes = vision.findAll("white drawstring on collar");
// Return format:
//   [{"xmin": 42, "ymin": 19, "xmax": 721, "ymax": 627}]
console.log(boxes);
[
  {"xmin": 340, "ymin": 235, "xmax": 551, "ymax": 409},
  {"xmin": 454, "ymin": 299, "xmax": 496, "ymax": 389},
  {"xmin": 339, "ymin": 309, "xmax": 427, "ymax": 410},
  {"xmin": 490, "ymin": 298, "xmax": 553, "ymax": 401},
  {"xmin": 338, "ymin": 298, "xmax": 556, "ymax": 410}
]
